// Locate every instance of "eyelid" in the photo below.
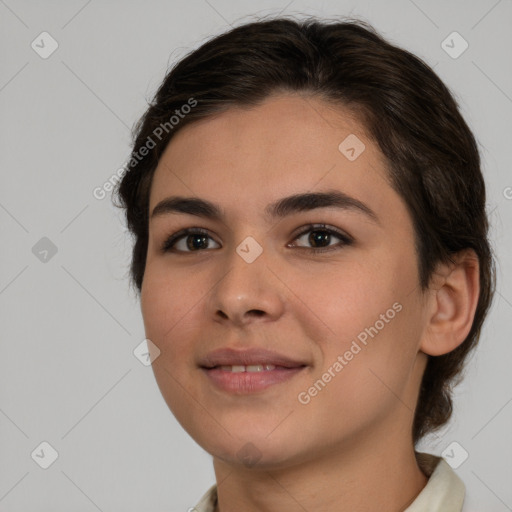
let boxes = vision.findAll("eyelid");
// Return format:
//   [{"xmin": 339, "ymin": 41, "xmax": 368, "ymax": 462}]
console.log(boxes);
[{"xmin": 290, "ymin": 223, "xmax": 352, "ymax": 242}]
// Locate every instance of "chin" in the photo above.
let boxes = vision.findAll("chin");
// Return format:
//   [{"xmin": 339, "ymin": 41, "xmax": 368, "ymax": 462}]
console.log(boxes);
[
  {"xmin": 212, "ymin": 443, "xmax": 300, "ymax": 470},
  {"xmin": 194, "ymin": 427, "xmax": 310, "ymax": 471}
]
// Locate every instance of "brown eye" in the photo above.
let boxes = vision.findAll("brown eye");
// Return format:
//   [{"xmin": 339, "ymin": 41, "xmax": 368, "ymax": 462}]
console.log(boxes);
[
  {"xmin": 162, "ymin": 228, "xmax": 220, "ymax": 253},
  {"xmin": 290, "ymin": 224, "xmax": 353, "ymax": 253}
]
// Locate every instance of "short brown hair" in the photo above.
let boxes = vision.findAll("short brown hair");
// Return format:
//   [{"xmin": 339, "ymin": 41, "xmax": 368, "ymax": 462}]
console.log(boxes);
[{"xmin": 113, "ymin": 15, "xmax": 496, "ymax": 445}]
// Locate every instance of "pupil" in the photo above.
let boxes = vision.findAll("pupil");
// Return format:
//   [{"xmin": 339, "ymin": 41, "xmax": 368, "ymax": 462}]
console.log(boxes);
[
  {"xmin": 310, "ymin": 230, "xmax": 330, "ymax": 247},
  {"xmin": 187, "ymin": 234, "xmax": 208, "ymax": 250}
]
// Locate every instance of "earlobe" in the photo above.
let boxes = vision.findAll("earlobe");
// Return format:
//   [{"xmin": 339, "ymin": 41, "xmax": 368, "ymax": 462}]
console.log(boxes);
[{"xmin": 420, "ymin": 249, "xmax": 480, "ymax": 357}]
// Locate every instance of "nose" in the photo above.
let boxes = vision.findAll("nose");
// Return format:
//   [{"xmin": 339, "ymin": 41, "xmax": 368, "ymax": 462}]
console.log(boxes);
[{"xmin": 207, "ymin": 241, "xmax": 285, "ymax": 328}]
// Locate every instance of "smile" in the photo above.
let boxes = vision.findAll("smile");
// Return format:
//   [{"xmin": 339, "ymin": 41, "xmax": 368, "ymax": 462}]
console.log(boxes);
[{"xmin": 198, "ymin": 346, "xmax": 309, "ymax": 394}]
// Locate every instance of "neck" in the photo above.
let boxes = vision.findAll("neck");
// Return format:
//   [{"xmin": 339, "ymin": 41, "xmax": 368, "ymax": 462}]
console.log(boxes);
[{"xmin": 211, "ymin": 421, "xmax": 428, "ymax": 512}]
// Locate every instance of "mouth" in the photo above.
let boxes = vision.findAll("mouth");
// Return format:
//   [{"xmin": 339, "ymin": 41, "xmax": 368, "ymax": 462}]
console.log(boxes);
[
  {"xmin": 198, "ymin": 347, "xmax": 308, "ymax": 394},
  {"xmin": 208, "ymin": 364, "xmax": 286, "ymax": 372}
]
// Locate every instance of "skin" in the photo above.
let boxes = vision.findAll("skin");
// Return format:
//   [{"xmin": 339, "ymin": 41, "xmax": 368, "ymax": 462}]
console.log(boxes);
[{"xmin": 140, "ymin": 93, "xmax": 480, "ymax": 512}]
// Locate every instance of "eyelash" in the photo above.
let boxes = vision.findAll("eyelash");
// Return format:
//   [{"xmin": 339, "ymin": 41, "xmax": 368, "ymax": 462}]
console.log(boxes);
[{"xmin": 161, "ymin": 224, "xmax": 353, "ymax": 254}]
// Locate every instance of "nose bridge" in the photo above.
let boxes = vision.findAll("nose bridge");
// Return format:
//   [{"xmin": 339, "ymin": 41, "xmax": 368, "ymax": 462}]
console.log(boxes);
[{"xmin": 209, "ymin": 235, "xmax": 283, "ymax": 323}]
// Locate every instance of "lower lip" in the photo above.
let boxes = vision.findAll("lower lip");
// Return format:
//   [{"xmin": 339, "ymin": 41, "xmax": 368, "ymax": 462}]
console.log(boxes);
[{"xmin": 201, "ymin": 366, "xmax": 306, "ymax": 394}]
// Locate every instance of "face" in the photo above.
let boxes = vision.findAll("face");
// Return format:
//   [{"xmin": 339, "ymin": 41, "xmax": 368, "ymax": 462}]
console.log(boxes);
[{"xmin": 141, "ymin": 93, "xmax": 430, "ymax": 469}]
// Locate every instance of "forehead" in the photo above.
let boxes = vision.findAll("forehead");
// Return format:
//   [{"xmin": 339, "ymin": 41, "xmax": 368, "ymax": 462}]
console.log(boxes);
[{"xmin": 149, "ymin": 93, "xmax": 397, "ymax": 223}]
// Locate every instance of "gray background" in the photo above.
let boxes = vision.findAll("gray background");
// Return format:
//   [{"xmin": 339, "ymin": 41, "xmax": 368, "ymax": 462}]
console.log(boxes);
[{"xmin": 1, "ymin": 0, "xmax": 511, "ymax": 510}]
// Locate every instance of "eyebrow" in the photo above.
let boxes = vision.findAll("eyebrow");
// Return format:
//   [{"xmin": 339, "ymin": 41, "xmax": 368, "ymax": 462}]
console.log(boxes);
[{"xmin": 150, "ymin": 190, "xmax": 379, "ymax": 224}]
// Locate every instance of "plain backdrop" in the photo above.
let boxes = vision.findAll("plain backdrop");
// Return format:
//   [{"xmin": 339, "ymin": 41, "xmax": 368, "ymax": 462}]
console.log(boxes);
[{"xmin": 1, "ymin": 0, "xmax": 511, "ymax": 510}]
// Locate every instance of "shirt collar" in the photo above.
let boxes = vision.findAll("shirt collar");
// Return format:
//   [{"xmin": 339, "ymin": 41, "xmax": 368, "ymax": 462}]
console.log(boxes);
[
  {"xmin": 192, "ymin": 451, "xmax": 465, "ymax": 512},
  {"xmin": 405, "ymin": 452, "xmax": 465, "ymax": 511}
]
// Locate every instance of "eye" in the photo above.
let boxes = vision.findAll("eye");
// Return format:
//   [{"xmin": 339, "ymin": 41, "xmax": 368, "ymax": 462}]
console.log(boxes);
[
  {"xmin": 161, "ymin": 228, "xmax": 220, "ymax": 253},
  {"xmin": 161, "ymin": 224, "xmax": 353, "ymax": 254},
  {"xmin": 289, "ymin": 224, "xmax": 353, "ymax": 253}
]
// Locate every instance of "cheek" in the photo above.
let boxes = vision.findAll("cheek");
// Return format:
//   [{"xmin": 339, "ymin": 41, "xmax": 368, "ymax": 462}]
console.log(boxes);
[
  {"xmin": 298, "ymin": 256, "xmax": 401, "ymax": 340},
  {"xmin": 332, "ymin": 296, "xmax": 424, "ymax": 405},
  {"xmin": 140, "ymin": 269, "xmax": 202, "ymax": 414},
  {"xmin": 303, "ymin": 255, "xmax": 422, "ymax": 394},
  {"xmin": 299, "ymin": 308, "xmax": 422, "ymax": 442},
  {"xmin": 140, "ymin": 265, "xmax": 199, "ymax": 357}
]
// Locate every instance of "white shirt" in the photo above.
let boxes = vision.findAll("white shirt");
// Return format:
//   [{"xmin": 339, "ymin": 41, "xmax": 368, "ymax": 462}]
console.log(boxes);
[{"xmin": 192, "ymin": 452, "xmax": 466, "ymax": 512}]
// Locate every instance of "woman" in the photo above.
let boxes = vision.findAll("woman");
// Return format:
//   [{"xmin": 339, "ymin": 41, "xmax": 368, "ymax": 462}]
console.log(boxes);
[{"xmin": 113, "ymin": 16, "xmax": 495, "ymax": 511}]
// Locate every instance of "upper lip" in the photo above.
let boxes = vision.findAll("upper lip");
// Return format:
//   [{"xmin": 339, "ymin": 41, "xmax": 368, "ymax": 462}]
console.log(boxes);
[{"xmin": 199, "ymin": 347, "xmax": 308, "ymax": 369}]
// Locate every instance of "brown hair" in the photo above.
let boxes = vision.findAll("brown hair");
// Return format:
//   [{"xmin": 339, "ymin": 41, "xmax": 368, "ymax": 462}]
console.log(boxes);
[{"xmin": 112, "ymin": 15, "xmax": 496, "ymax": 445}]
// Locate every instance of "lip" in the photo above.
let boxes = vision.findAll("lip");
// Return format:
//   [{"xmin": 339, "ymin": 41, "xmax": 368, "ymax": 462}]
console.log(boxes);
[
  {"xmin": 201, "ymin": 366, "xmax": 306, "ymax": 394},
  {"xmin": 198, "ymin": 347, "xmax": 307, "ymax": 369},
  {"xmin": 198, "ymin": 347, "xmax": 308, "ymax": 394}
]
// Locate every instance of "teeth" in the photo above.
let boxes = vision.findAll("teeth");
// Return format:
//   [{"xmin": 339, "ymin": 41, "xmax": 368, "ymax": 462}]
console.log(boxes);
[
  {"xmin": 218, "ymin": 364, "xmax": 277, "ymax": 372},
  {"xmin": 247, "ymin": 365, "xmax": 264, "ymax": 372}
]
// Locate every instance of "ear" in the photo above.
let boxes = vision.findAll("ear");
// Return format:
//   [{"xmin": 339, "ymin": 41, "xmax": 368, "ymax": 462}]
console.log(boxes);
[{"xmin": 420, "ymin": 249, "xmax": 480, "ymax": 356}]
